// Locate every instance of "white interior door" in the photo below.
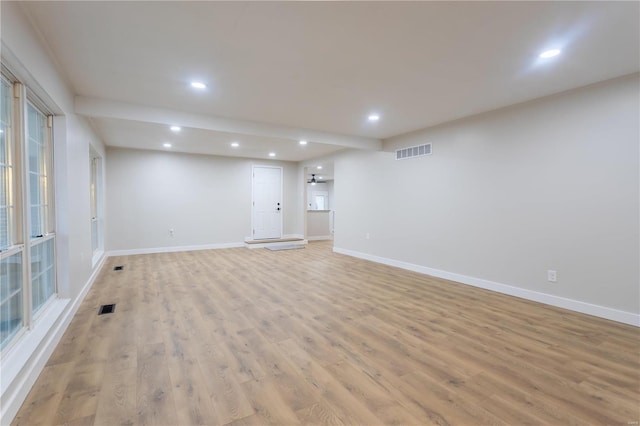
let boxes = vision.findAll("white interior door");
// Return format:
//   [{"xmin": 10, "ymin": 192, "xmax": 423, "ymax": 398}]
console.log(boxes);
[{"xmin": 252, "ymin": 166, "xmax": 282, "ymax": 240}]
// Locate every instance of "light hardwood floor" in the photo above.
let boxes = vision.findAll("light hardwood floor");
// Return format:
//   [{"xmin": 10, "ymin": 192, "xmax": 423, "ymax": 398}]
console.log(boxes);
[{"xmin": 13, "ymin": 241, "xmax": 640, "ymax": 425}]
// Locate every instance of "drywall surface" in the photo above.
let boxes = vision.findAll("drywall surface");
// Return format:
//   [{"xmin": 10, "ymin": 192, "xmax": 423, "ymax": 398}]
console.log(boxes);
[
  {"xmin": 106, "ymin": 147, "xmax": 301, "ymax": 251},
  {"xmin": 307, "ymin": 210, "xmax": 331, "ymax": 238},
  {"xmin": 334, "ymin": 74, "xmax": 639, "ymax": 315}
]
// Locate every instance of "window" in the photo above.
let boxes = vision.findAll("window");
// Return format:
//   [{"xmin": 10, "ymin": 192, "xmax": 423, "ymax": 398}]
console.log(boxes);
[
  {"xmin": 0, "ymin": 76, "xmax": 22, "ymax": 349},
  {"xmin": 28, "ymin": 103, "xmax": 50, "ymax": 239},
  {"xmin": 0, "ymin": 252, "xmax": 23, "ymax": 348},
  {"xmin": 1, "ymin": 77, "xmax": 14, "ymax": 251},
  {"xmin": 311, "ymin": 190, "xmax": 329, "ymax": 211},
  {"xmin": 314, "ymin": 195, "xmax": 326, "ymax": 210},
  {"xmin": 30, "ymin": 237, "xmax": 54, "ymax": 314},
  {"xmin": 0, "ymin": 74, "xmax": 56, "ymax": 351},
  {"xmin": 27, "ymin": 102, "xmax": 55, "ymax": 315}
]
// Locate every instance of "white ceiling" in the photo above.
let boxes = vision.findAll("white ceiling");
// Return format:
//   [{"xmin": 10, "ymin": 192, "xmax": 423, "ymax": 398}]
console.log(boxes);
[
  {"xmin": 91, "ymin": 117, "xmax": 345, "ymax": 161},
  {"xmin": 20, "ymin": 1, "xmax": 640, "ymax": 161},
  {"xmin": 305, "ymin": 164, "xmax": 335, "ymax": 182}
]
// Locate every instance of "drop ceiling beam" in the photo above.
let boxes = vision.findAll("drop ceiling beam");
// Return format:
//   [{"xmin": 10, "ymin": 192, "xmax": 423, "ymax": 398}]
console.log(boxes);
[{"xmin": 75, "ymin": 96, "xmax": 382, "ymax": 151}]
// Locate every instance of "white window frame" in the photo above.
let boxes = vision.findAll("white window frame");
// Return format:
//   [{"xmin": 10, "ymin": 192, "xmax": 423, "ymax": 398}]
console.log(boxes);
[
  {"xmin": 0, "ymin": 73, "xmax": 56, "ymax": 353},
  {"xmin": 0, "ymin": 75, "xmax": 16, "ymax": 251},
  {"xmin": 0, "ymin": 75, "xmax": 25, "ymax": 352},
  {"xmin": 25, "ymin": 98, "xmax": 56, "ymax": 318}
]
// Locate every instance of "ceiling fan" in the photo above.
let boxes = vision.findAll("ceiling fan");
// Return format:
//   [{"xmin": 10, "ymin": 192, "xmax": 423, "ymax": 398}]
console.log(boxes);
[{"xmin": 307, "ymin": 174, "xmax": 327, "ymax": 185}]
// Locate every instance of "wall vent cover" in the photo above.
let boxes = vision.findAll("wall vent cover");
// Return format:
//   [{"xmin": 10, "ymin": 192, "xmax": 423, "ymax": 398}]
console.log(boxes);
[
  {"xmin": 114, "ymin": 265, "xmax": 124, "ymax": 271},
  {"xmin": 396, "ymin": 143, "xmax": 432, "ymax": 160}
]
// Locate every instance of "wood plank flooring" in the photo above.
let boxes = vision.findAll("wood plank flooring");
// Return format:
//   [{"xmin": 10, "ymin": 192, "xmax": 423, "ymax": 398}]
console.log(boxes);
[{"xmin": 12, "ymin": 241, "xmax": 640, "ymax": 425}]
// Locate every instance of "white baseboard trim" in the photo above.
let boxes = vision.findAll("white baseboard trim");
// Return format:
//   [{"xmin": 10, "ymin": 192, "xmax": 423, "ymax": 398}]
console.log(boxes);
[
  {"xmin": 307, "ymin": 235, "xmax": 332, "ymax": 241},
  {"xmin": 91, "ymin": 249, "xmax": 104, "ymax": 268},
  {"xmin": 0, "ymin": 254, "xmax": 107, "ymax": 424},
  {"xmin": 107, "ymin": 241, "xmax": 245, "ymax": 257},
  {"xmin": 74, "ymin": 252, "xmax": 107, "ymax": 314},
  {"xmin": 333, "ymin": 246, "xmax": 639, "ymax": 327}
]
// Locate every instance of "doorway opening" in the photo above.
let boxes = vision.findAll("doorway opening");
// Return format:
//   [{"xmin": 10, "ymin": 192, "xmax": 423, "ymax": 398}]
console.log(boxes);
[{"xmin": 304, "ymin": 163, "xmax": 334, "ymax": 243}]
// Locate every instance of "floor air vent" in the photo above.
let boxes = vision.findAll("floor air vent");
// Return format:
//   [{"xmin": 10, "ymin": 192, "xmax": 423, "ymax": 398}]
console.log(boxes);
[
  {"xmin": 114, "ymin": 265, "xmax": 124, "ymax": 271},
  {"xmin": 98, "ymin": 304, "xmax": 116, "ymax": 315},
  {"xmin": 396, "ymin": 143, "xmax": 432, "ymax": 160}
]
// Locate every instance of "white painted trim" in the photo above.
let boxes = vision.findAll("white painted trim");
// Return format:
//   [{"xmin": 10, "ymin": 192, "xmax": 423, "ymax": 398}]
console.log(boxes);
[
  {"xmin": 91, "ymin": 249, "xmax": 104, "ymax": 268},
  {"xmin": 307, "ymin": 235, "xmax": 332, "ymax": 241},
  {"xmin": 107, "ymin": 242, "xmax": 244, "ymax": 257},
  {"xmin": 0, "ymin": 299, "xmax": 69, "ymax": 426},
  {"xmin": 81, "ymin": 254, "xmax": 107, "ymax": 305},
  {"xmin": 333, "ymin": 247, "xmax": 639, "ymax": 327},
  {"xmin": 0, "ymin": 254, "xmax": 106, "ymax": 424}
]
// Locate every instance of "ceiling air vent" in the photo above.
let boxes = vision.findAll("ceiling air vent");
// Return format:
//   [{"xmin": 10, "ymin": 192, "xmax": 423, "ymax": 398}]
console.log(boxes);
[{"xmin": 396, "ymin": 143, "xmax": 432, "ymax": 160}]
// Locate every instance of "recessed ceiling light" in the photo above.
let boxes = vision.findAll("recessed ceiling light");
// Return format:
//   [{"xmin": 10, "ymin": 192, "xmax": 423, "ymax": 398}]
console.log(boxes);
[
  {"xmin": 368, "ymin": 114, "xmax": 380, "ymax": 121},
  {"xmin": 268, "ymin": 152, "xmax": 276, "ymax": 157},
  {"xmin": 539, "ymin": 49, "xmax": 561, "ymax": 59},
  {"xmin": 231, "ymin": 142, "xmax": 239, "ymax": 148},
  {"xmin": 317, "ymin": 165, "xmax": 322, "ymax": 170},
  {"xmin": 163, "ymin": 143, "xmax": 172, "ymax": 148},
  {"xmin": 299, "ymin": 140, "xmax": 308, "ymax": 145},
  {"xmin": 191, "ymin": 81, "xmax": 206, "ymax": 89},
  {"xmin": 170, "ymin": 126, "xmax": 181, "ymax": 132}
]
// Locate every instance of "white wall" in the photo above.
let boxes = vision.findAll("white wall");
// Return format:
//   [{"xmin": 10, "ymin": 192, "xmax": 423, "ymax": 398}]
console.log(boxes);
[
  {"xmin": 106, "ymin": 147, "xmax": 301, "ymax": 251},
  {"xmin": 334, "ymin": 74, "xmax": 639, "ymax": 322},
  {"xmin": 61, "ymin": 115, "xmax": 107, "ymax": 297},
  {"xmin": 307, "ymin": 211, "xmax": 331, "ymax": 239},
  {"xmin": 1, "ymin": 2, "xmax": 107, "ymax": 423}
]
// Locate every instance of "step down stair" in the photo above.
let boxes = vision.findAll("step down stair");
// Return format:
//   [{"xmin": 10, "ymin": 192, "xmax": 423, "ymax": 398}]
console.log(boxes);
[{"xmin": 244, "ymin": 237, "xmax": 307, "ymax": 249}]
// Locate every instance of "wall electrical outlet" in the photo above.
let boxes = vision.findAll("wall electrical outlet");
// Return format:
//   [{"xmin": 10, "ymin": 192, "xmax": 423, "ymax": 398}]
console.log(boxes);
[
  {"xmin": 169, "ymin": 228, "xmax": 174, "ymax": 237},
  {"xmin": 547, "ymin": 270, "xmax": 557, "ymax": 283},
  {"xmin": 365, "ymin": 233, "xmax": 370, "ymax": 240}
]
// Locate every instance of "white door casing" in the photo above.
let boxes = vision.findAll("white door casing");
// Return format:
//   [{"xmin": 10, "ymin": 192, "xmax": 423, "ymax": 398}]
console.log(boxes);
[{"xmin": 252, "ymin": 166, "xmax": 282, "ymax": 240}]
